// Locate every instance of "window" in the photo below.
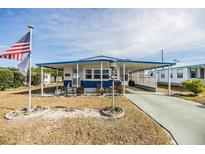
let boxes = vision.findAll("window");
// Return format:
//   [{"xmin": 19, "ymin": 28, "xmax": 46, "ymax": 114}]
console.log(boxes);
[
  {"xmin": 125, "ymin": 74, "xmax": 129, "ymax": 81},
  {"xmin": 44, "ymin": 74, "xmax": 48, "ymax": 79},
  {"xmin": 170, "ymin": 72, "xmax": 173, "ymax": 78},
  {"xmin": 73, "ymin": 69, "xmax": 77, "ymax": 73},
  {"xmin": 85, "ymin": 70, "xmax": 92, "ymax": 79},
  {"xmin": 94, "ymin": 70, "xmax": 101, "ymax": 79},
  {"xmin": 161, "ymin": 71, "xmax": 165, "ymax": 78},
  {"xmin": 177, "ymin": 69, "xmax": 183, "ymax": 78},
  {"xmin": 73, "ymin": 69, "xmax": 79, "ymax": 77},
  {"xmin": 190, "ymin": 68, "xmax": 197, "ymax": 78},
  {"xmin": 65, "ymin": 73, "xmax": 70, "ymax": 77},
  {"xmin": 103, "ymin": 70, "xmax": 109, "ymax": 79},
  {"xmin": 200, "ymin": 68, "xmax": 204, "ymax": 78}
]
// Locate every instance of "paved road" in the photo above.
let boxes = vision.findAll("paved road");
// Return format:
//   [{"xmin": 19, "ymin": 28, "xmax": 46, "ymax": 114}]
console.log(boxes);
[{"xmin": 125, "ymin": 88, "xmax": 205, "ymax": 145}]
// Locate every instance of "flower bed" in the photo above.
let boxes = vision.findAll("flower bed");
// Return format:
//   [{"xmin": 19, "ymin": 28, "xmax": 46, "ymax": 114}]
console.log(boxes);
[{"xmin": 100, "ymin": 106, "xmax": 124, "ymax": 118}]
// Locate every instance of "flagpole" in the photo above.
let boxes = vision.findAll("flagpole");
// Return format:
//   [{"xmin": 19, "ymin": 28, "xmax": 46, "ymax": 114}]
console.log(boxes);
[{"xmin": 28, "ymin": 25, "xmax": 34, "ymax": 112}]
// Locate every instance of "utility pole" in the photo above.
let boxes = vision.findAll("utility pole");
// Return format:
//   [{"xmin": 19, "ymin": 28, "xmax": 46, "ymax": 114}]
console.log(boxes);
[{"xmin": 161, "ymin": 49, "xmax": 164, "ymax": 62}]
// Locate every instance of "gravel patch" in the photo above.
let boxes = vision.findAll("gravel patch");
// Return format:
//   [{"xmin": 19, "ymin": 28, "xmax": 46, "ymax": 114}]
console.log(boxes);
[{"xmin": 5, "ymin": 106, "xmax": 107, "ymax": 120}]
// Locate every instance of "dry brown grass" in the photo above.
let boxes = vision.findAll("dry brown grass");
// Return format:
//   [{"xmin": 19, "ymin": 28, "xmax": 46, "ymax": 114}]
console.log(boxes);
[
  {"xmin": 158, "ymin": 85, "xmax": 205, "ymax": 105},
  {"xmin": 0, "ymin": 87, "xmax": 171, "ymax": 145}
]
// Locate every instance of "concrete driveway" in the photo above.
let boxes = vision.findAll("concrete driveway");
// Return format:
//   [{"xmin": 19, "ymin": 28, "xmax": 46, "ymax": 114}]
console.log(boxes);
[{"xmin": 125, "ymin": 88, "xmax": 205, "ymax": 145}]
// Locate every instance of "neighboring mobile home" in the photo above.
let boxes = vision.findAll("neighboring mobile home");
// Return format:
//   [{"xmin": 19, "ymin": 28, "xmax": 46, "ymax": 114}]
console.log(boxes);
[
  {"xmin": 36, "ymin": 55, "xmax": 175, "ymax": 94},
  {"xmin": 43, "ymin": 72, "xmax": 51, "ymax": 85},
  {"xmin": 156, "ymin": 59, "xmax": 205, "ymax": 86}
]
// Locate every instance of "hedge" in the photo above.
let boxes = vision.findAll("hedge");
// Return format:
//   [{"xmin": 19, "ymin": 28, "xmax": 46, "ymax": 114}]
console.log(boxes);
[
  {"xmin": 0, "ymin": 69, "xmax": 14, "ymax": 90},
  {"xmin": 0, "ymin": 66, "xmax": 63, "ymax": 91},
  {"xmin": 0, "ymin": 69, "xmax": 26, "ymax": 91},
  {"xmin": 12, "ymin": 71, "xmax": 25, "ymax": 88}
]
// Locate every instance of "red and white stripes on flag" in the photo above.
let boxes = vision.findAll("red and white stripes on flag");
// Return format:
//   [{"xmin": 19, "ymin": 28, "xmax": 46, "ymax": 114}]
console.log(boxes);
[{"xmin": 0, "ymin": 32, "xmax": 30, "ymax": 61}]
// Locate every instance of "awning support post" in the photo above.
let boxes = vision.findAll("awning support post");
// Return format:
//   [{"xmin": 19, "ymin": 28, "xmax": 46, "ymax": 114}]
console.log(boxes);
[
  {"xmin": 100, "ymin": 61, "xmax": 103, "ymax": 89},
  {"xmin": 56, "ymin": 68, "xmax": 59, "ymax": 90},
  {"xmin": 155, "ymin": 68, "xmax": 158, "ymax": 92},
  {"xmin": 41, "ymin": 66, "xmax": 44, "ymax": 96},
  {"xmin": 123, "ymin": 63, "xmax": 126, "ymax": 95},
  {"xmin": 168, "ymin": 65, "xmax": 171, "ymax": 95},
  {"xmin": 76, "ymin": 63, "xmax": 79, "ymax": 88}
]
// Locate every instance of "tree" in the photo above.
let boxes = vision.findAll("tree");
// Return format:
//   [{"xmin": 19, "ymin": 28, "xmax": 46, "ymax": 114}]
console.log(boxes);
[
  {"xmin": 27, "ymin": 66, "xmax": 63, "ymax": 85},
  {"xmin": 182, "ymin": 79, "xmax": 205, "ymax": 96},
  {"xmin": 12, "ymin": 71, "xmax": 25, "ymax": 88},
  {"xmin": 0, "ymin": 69, "xmax": 14, "ymax": 90}
]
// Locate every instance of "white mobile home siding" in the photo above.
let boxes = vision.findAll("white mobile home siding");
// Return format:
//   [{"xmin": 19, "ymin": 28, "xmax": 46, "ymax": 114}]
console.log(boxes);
[{"xmin": 158, "ymin": 67, "xmax": 188, "ymax": 85}]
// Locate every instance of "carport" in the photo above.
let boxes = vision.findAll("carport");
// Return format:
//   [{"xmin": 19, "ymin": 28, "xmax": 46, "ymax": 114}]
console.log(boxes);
[{"xmin": 36, "ymin": 55, "xmax": 175, "ymax": 95}]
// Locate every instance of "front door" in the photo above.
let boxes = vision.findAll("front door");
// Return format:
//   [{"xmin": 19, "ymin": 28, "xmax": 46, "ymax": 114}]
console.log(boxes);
[
  {"xmin": 72, "ymin": 69, "xmax": 80, "ymax": 87},
  {"xmin": 72, "ymin": 78, "xmax": 80, "ymax": 87}
]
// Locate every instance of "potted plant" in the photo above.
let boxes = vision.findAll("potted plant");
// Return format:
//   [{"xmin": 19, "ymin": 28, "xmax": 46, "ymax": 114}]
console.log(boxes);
[
  {"xmin": 117, "ymin": 85, "xmax": 124, "ymax": 94},
  {"xmin": 77, "ymin": 86, "xmax": 84, "ymax": 96},
  {"xmin": 99, "ymin": 88, "xmax": 105, "ymax": 95},
  {"xmin": 96, "ymin": 85, "xmax": 105, "ymax": 95}
]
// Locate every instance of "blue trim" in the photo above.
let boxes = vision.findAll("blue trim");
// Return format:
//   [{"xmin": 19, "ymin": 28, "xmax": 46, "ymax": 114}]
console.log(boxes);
[
  {"xmin": 64, "ymin": 80, "xmax": 72, "ymax": 87},
  {"xmin": 79, "ymin": 55, "xmax": 123, "ymax": 61},
  {"xmin": 36, "ymin": 60, "xmax": 79, "ymax": 66},
  {"xmin": 36, "ymin": 56, "xmax": 175, "ymax": 67},
  {"xmin": 81, "ymin": 80, "xmax": 121, "ymax": 88}
]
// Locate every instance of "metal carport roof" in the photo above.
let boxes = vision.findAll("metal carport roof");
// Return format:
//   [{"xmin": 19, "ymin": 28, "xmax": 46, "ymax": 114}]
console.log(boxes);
[{"xmin": 36, "ymin": 55, "xmax": 175, "ymax": 72}]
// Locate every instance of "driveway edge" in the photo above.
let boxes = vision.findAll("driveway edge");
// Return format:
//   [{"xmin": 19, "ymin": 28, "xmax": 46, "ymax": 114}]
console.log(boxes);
[{"xmin": 126, "ymin": 95, "xmax": 178, "ymax": 145}]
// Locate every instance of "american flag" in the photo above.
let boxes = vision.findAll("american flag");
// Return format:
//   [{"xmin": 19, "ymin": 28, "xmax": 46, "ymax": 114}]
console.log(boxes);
[{"xmin": 0, "ymin": 32, "xmax": 30, "ymax": 61}]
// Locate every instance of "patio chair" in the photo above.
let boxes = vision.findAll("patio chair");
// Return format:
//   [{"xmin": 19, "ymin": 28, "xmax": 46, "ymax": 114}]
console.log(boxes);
[{"xmin": 65, "ymin": 86, "xmax": 73, "ymax": 96}]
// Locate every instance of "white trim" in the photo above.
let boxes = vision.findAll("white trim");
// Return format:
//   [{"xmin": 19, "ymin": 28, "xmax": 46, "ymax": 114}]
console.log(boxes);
[{"xmin": 83, "ymin": 68, "xmax": 113, "ymax": 81}]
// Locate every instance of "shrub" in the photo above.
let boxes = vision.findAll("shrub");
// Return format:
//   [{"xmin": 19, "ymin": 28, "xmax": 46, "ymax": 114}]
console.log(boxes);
[
  {"xmin": 96, "ymin": 85, "xmax": 105, "ymax": 95},
  {"xmin": 99, "ymin": 88, "xmax": 105, "ymax": 95},
  {"xmin": 0, "ymin": 84, "xmax": 6, "ymax": 91},
  {"xmin": 77, "ymin": 86, "xmax": 84, "ymax": 94},
  {"xmin": 12, "ymin": 71, "xmax": 25, "ymax": 88},
  {"xmin": 117, "ymin": 85, "xmax": 124, "ymax": 94},
  {"xmin": 182, "ymin": 79, "xmax": 205, "ymax": 96},
  {"xmin": 31, "ymin": 73, "xmax": 41, "ymax": 85},
  {"xmin": 0, "ymin": 69, "xmax": 14, "ymax": 89}
]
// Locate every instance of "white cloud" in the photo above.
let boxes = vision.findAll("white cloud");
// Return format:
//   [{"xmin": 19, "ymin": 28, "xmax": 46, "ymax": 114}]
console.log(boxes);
[{"xmin": 22, "ymin": 9, "xmax": 205, "ymax": 60}]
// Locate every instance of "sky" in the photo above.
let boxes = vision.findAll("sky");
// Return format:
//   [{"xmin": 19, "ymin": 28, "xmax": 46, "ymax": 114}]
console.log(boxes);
[{"xmin": 1, "ymin": 8, "xmax": 205, "ymax": 67}]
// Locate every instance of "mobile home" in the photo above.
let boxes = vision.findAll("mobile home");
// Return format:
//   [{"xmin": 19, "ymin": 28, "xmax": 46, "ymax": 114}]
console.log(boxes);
[
  {"xmin": 157, "ymin": 59, "xmax": 205, "ymax": 86},
  {"xmin": 36, "ymin": 55, "xmax": 175, "ymax": 94}
]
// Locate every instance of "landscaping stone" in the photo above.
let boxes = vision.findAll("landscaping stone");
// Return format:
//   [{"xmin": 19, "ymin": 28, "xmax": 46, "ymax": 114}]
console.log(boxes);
[{"xmin": 100, "ymin": 106, "xmax": 124, "ymax": 118}]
